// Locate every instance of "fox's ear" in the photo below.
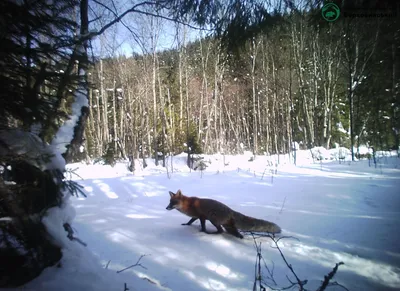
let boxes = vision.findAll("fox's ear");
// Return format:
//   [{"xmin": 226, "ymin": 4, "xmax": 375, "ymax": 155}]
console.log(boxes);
[
  {"xmin": 176, "ymin": 189, "xmax": 182, "ymax": 196},
  {"xmin": 169, "ymin": 191, "xmax": 175, "ymax": 198}
]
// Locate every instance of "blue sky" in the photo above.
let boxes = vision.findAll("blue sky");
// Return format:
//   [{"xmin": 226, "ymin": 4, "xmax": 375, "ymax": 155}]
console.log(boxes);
[{"xmin": 90, "ymin": 4, "xmax": 203, "ymax": 58}]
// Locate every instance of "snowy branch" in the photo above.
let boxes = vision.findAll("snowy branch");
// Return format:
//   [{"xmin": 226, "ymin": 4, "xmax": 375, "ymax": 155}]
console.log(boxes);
[{"xmin": 51, "ymin": 84, "xmax": 88, "ymax": 156}]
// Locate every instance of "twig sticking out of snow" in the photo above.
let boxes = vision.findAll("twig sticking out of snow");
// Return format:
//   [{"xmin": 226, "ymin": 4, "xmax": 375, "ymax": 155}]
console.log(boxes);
[
  {"xmin": 279, "ymin": 197, "xmax": 286, "ymax": 214},
  {"xmin": 63, "ymin": 223, "xmax": 87, "ymax": 246},
  {"xmin": 116, "ymin": 254, "xmax": 148, "ymax": 273},
  {"xmin": 261, "ymin": 168, "xmax": 267, "ymax": 180},
  {"xmin": 251, "ymin": 233, "xmax": 276, "ymax": 291},
  {"xmin": 248, "ymin": 232, "xmax": 347, "ymax": 291},
  {"xmin": 317, "ymin": 262, "xmax": 346, "ymax": 291}
]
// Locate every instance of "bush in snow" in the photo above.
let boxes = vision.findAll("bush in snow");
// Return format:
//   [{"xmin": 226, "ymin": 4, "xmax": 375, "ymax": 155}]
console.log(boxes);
[
  {"xmin": 310, "ymin": 147, "xmax": 330, "ymax": 161},
  {"xmin": 193, "ymin": 155, "xmax": 209, "ymax": 171},
  {"xmin": 102, "ymin": 142, "xmax": 117, "ymax": 167},
  {"xmin": 0, "ymin": 195, "xmax": 62, "ymax": 287},
  {"xmin": 0, "ymin": 130, "xmax": 84, "ymax": 287},
  {"xmin": 355, "ymin": 145, "xmax": 373, "ymax": 160},
  {"xmin": 329, "ymin": 147, "xmax": 351, "ymax": 161}
]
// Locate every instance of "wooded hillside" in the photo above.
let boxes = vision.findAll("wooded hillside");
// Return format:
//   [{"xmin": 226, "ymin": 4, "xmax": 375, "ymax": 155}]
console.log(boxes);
[{"xmin": 85, "ymin": 3, "xmax": 399, "ymax": 166}]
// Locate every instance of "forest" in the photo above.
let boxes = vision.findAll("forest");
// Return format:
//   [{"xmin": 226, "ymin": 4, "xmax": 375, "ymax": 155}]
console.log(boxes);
[{"xmin": 84, "ymin": 2, "xmax": 399, "ymax": 169}]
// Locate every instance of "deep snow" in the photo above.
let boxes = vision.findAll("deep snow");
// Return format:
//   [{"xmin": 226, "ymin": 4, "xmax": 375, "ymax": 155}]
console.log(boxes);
[{"xmin": 17, "ymin": 150, "xmax": 400, "ymax": 291}]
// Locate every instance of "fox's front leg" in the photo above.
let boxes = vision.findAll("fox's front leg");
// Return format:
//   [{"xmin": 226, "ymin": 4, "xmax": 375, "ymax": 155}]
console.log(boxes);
[{"xmin": 182, "ymin": 217, "xmax": 197, "ymax": 226}]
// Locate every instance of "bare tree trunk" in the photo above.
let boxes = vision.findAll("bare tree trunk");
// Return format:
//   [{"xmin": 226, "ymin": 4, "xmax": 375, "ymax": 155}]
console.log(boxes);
[
  {"xmin": 291, "ymin": 18, "xmax": 314, "ymax": 148},
  {"xmin": 100, "ymin": 59, "xmax": 109, "ymax": 148},
  {"xmin": 157, "ymin": 59, "xmax": 166, "ymax": 167},
  {"xmin": 312, "ymin": 31, "xmax": 320, "ymax": 146},
  {"xmin": 141, "ymin": 100, "xmax": 148, "ymax": 167},
  {"xmin": 185, "ymin": 49, "xmax": 191, "ymax": 168},
  {"xmin": 119, "ymin": 89, "xmax": 125, "ymax": 153},
  {"xmin": 218, "ymin": 63, "xmax": 225, "ymax": 152},
  {"xmin": 235, "ymin": 92, "xmax": 243, "ymax": 153},
  {"xmin": 178, "ymin": 25, "xmax": 184, "ymax": 132},
  {"xmin": 95, "ymin": 88, "xmax": 102, "ymax": 156},
  {"xmin": 204, "ymin": 59, "xmax": 217, "ymax": 153},
  {"xmin": 320, "ymin": 25, "xmax": 341, "ymax": 149},
  {"xmin": 213, "ymin": 53, "xmax": 219, "ymax": 152},
  {"xmin": 87, "ymin": 83, "xmax": 95, "ymax": 155},
  {"xmin": 261, "ymin": 39, "xmax": 270, "ymax": 155},
  {"xmin": 286, "ymin": 88, "xmax": 292, "ymax": 156},
  {"xmin": 344, "ymin": 20, "xmax": 379, "ymax": 160},
  {"xmin": 391, "ymin": 32, "xmax": 399, "ymax": 151},
  {"xmin": 167, "ymin": 88, "xmax": 175, "ymax": 150},
  {"xmin": 198, "ymin": 37, "xmax": 210, "ymax": 144},
  {"xmin": 150, "ymin": 16, "xmax": 159, "ymax": 166},
  {"xmin": 112, "ymin": 78, "xmax": 117, "ymax": 153},
  {"xmin": 152, "ymin": 56, "xmax": 158, "ymax": 165},
  {"xmin": 221, "ymin": 94, "xmax": 238, "ymax": 151},
  {"xmin": 271, "ymin": 53, "xmax": 278, "ymax": 154},
  {"xmin": 146, "ymin": 101, "xmax": 151, "ymax": 161},
  {"xmin": 251, "ymin": 38, "xmax": 259, "ymax": 155},
  {"xmin": 127, "ymin": 89, "xmax": 136, "ymax": 172}
]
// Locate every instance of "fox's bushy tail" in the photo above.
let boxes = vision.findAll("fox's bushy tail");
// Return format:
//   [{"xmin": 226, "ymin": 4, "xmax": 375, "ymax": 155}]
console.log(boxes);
[{"xmin": 232, "ymin": 211, "xmax": 281, "ymax": 234}]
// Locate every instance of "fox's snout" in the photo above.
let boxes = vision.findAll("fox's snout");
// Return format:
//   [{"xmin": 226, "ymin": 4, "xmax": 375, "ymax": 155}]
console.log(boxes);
[{"xmin": 166, "ymin": 200, "xmax": 179, "ymax": 210}]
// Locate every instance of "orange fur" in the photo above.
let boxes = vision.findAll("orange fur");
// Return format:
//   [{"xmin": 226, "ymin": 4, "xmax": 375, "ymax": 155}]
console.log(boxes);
[{"xmin": 166, "ymin": 189, "xmax": 281, "ymax": 239}]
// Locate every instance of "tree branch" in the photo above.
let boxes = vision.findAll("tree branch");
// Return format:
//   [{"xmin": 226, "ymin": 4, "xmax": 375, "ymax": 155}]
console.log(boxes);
[
  {"xmin": 270, "ymin": 235, "xmax": 307, "ymax": 291},
  {"xmin": 317, "ymin": 262, "xmax": 345, "ymax": 291},
  {"xmin": 249, "ymin": 233, "xmax": 347, "ymax": 291},
  {"xmin": 116, "ymin": 254, "xmax": 148, "ymax": 273},
  {"xmin": 86, "ymin": 0, "xmax": 211, "ymax": 46},
  {"xmin": 133, "ymin": 9, "xmax": 210, "ymax": 31}
]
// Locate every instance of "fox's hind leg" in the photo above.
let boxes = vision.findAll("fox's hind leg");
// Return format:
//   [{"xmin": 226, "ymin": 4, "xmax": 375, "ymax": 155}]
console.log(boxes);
[
  {"xmin": 199, "ymin": 217, "xmax": 207, "ymax": 232},
  {"xmin": 199, "ymin": 217, "xmax": 223, "ymax": 234},
  {"xmin": 223, "ymin": 222, "xmax": 244, "ymax": 239},
  {"xmin": 209, "ymin": 221, "xmax": 224, "ymax": 234},
  {"xmin": 182, "ymin": 217, "xmax": 197, "ymax": 226}
]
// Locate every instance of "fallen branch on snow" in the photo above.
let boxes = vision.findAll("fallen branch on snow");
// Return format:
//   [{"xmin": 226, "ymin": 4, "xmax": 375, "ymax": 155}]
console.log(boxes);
[
  {"xmin": 117, "ymin": 254, "xmax": 148, "ymax": 273},
  {"xmin": 63, "ymin": 223, "xmax": 87, "ymax": 246}
]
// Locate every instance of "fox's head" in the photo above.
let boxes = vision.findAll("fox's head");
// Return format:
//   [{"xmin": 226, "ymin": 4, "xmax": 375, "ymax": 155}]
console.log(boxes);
[{"xmin": 166, "ymin": 190, "xmax": 184, "ymax": 210}]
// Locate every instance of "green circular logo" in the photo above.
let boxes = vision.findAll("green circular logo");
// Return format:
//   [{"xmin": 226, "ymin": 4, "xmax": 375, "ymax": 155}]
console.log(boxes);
[{"xmin": 322, "ymin": 3, "xmax": 340, "ymax": 22}]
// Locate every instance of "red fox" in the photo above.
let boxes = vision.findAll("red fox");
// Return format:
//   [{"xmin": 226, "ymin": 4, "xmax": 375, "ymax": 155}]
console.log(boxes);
[{"xmin": 166, "ymin": 190, "xmax": 281, "ymax": 239}]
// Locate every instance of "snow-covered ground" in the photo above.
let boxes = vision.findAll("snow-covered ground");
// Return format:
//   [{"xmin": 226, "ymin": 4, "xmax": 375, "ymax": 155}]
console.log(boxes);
[{"xmin": 20, "ymin": 150, "xmax": 400, "ymax": 291}]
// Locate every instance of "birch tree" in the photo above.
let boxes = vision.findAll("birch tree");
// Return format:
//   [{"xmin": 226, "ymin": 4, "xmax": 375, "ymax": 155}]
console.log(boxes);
[{"xmin": 343, "ymin": 18, "xmax": 380, "ymax": 160}]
